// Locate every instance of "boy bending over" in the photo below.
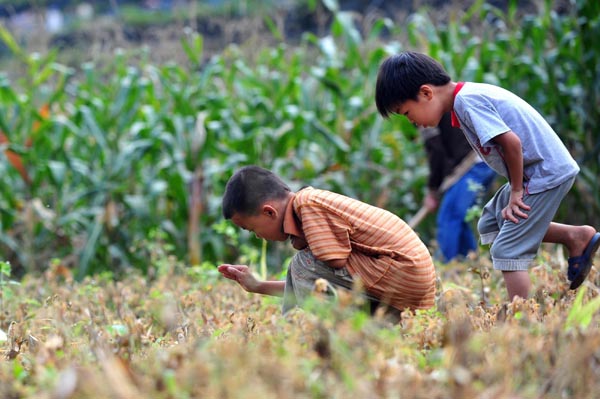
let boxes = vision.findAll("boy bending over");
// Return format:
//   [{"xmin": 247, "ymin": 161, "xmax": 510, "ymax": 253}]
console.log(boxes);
[
  {"xmin": 375, "ymin": 51, "xmax": 600, "ymax": 300},
  {"xmin": 218, "ymin": 165, "xmax": 437, "ymax": 315}
]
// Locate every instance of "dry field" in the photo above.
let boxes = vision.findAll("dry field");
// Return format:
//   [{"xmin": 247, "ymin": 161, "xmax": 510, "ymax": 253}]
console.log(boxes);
[
  {"xmin": 1, "ymin": 2, "xmax": 599, "ymax": 397},
  {"xmin": 1, "ymin": 247, "xmax": 600, "ymax": 399}
]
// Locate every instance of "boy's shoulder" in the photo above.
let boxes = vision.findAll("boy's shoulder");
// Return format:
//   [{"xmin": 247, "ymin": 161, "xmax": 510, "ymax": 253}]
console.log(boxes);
[
  {"xmin": 294, "ymin": 187, "xmax": 364, "ymax": 211},
  {"xmin": 295, "ymin": 186, "xmax": 337, "ymax": 204},
  {"xmin": 461, "ymin": 82, "xmax": 511, "ymax": 97},
  {"xmin": 294, "ymin": 185, "xmax": 316, "ymax": 199},
  {"xmin": 457, "ymin": 82, "xmax": 533, "ymax": 114}
]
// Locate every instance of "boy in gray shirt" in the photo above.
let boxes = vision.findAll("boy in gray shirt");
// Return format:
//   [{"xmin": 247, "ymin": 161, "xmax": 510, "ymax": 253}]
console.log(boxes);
[{"xmin": 375, "ymin": 51, "xmax": 600, "ymax": 301}]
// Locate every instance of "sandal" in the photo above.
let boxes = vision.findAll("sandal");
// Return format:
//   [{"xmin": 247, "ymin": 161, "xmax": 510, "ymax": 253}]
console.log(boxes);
[{"xmin": 567, "ymin": 232, "xmax": 600, "ymax": 290}]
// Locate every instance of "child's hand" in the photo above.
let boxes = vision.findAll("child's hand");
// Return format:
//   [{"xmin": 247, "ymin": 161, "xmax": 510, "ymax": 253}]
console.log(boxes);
[
  {"xmin": 424, "ymin": 191, "xmax": 439, "ymax": 212},
  {"xmin": 217, "ymin": 264, "xmax": 260, "ymax": 293},
  {"xmin": 502, "ymin": 190, "xmax": 531, "ymax": 223}
]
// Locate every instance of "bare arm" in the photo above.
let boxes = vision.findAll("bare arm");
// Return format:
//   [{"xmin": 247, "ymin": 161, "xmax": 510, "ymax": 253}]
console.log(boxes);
[
  {"xmin": 492, "ymin": 131, "xmax": 531, "ymax": 223},
  {"xmin": 217, "ymin": 264, "xmax": 285, "ymax": 296}
]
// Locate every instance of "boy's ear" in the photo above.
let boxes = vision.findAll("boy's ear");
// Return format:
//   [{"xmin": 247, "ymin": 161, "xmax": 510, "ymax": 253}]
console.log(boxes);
[
  {"xmin": 261, "ymin": 204, "xmax": 278, "ymax": 218},
  {"xmin": 419, "ymin": 84, "xmax": 434, "ymax": 99}
]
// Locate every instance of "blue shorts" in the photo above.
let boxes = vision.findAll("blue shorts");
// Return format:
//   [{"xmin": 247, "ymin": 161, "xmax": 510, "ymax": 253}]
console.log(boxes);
[{"xmin": 477, "ymin": 177, "xmax": 575, "ymax": 271}]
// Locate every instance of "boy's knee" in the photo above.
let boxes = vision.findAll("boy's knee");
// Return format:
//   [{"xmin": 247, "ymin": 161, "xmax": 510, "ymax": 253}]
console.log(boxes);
[
  {"xmin": 489, "ymin": 238, "xmax": 515, "ymax": 260},
  {"xmin": 489, "ymin": 240, "xmax": 513, "ymax": 260},
  {"xmin": 489, "ymin": 242, "xmax": 500, "ymax": 260},
  {"xmin": 476, "ymin": 218, "xmax": 486, "ymax": 234}
]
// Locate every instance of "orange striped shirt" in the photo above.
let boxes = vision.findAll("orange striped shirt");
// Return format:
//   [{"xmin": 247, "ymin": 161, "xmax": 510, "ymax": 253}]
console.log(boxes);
[{"xmin": 282, "ymin": 187, "xmax": 436, "ymax": 311}]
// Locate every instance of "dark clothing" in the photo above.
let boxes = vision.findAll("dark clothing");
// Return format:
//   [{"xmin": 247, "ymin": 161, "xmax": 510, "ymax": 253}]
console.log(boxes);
[
  {"xmin": 423, "ymin": 113, "xmax": 473, "ymax": 193},
  {"xmin": 421, "ymin": 112, "xmax": 496, "ymax": 262}
]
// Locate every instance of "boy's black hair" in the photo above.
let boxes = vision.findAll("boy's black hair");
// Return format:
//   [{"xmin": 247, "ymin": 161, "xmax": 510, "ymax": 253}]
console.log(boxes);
[
  {"xmin": 222, "ymin": 165, "xmax": 291, "ymax": 219},
  {"xmin": 375, "ymin": 51, "xmax": 451, "ymax": 119}
]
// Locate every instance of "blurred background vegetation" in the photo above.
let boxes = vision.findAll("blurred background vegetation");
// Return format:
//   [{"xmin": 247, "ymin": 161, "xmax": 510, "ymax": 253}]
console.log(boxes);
[{"xmin": 0, "ymin": 0, "xmax": 598, "ymax": 279}]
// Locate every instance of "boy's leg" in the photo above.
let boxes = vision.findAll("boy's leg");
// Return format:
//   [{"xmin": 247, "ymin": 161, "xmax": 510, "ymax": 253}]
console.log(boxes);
[
  {"xmin": 502, "ymin": 271, "xmax": 531, "ymax": 300},
  {"xmin": 282, "ymin": 248, "xmax": 380, "ymax": 313},
  {"xmin": 478, "ymin": 179, "xmax": 575, "ymax": 299},
  {"xmin": 543, "ymin": 222, "xmax": 599, "ymax": 289},
  {"xmin": 543, "ymin": 222, "xmax": 597, "ymax": 258}
]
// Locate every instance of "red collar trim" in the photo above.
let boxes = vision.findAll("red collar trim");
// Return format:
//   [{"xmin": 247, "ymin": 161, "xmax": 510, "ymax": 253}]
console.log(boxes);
[{"xmin": 451, "ymin": 82, "xmax": 465, "ymax": 128}]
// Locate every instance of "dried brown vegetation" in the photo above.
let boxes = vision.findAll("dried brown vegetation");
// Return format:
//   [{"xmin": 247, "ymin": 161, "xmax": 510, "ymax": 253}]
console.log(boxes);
[{"xmin": 1, "ymin": 248, "xmax": 599, "ymax": 398}]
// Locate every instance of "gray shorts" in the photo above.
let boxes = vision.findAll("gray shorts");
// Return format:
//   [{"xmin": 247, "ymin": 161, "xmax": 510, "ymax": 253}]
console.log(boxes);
[
  {"xmin": 282, "ymin": 248, "xmax": 381, "ymax": 314},
  {"xmin": 477, "ymin": 177, "xmax": 575, "ymax": 271}
]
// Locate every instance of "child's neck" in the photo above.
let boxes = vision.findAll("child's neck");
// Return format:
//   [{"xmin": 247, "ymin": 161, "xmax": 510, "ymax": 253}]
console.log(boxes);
[{"xmin": 444, "ymin": 81, "xmax": 459, "ymax": 113}]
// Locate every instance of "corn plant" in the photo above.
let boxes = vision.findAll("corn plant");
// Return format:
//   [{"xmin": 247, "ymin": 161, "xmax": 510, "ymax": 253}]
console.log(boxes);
[{"xmin": 1, "ymin": 1, "xmax": 599, "ymax": 278}]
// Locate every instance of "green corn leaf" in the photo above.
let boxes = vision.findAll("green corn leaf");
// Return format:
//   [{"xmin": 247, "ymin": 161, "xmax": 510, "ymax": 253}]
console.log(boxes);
[
  {"xmin": 310, "ymin": 119, "xmax": 349, "ymax": 152},
  {"xmin": 0, "ymin": 24, "xmax": 27, "ymax": 63}
]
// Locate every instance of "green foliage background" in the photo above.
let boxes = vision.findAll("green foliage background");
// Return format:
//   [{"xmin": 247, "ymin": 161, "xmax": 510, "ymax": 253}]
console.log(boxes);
[{"xmin": 0, "ymin": 0, "xmax": 599, "ymax": 278}]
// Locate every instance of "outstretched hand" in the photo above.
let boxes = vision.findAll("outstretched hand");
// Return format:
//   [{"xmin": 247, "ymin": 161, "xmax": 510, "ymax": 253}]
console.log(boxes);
[
  {"xmin": 502, "ymin": 190, "xmax": 531, "ymax": 223},
  {"xmin": 217, "ymin": 264, "xmax": 260, "ymax": 293}
]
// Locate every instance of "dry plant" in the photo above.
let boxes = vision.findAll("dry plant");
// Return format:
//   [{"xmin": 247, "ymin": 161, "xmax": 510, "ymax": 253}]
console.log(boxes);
[{"xmin": 0, "ymin": 246, "xmax": 599, "ymax": 399}]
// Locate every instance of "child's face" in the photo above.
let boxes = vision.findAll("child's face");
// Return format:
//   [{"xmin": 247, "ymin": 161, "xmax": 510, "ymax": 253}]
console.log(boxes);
[
  {"xmin": 231, "ymin": 210, "xmax": 288, "ymax": 242},
  {"xmin": 394, "ymin": 85, "xmax": 445, "ymax": 128}
]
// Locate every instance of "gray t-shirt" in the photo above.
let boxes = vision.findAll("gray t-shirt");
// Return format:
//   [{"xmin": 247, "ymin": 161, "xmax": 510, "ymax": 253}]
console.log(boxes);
[{"xmin": 453, "ymin": 82, "xmax": 579, "ymax": 194}]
